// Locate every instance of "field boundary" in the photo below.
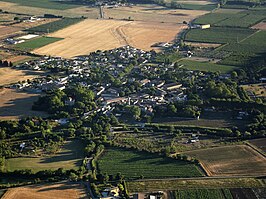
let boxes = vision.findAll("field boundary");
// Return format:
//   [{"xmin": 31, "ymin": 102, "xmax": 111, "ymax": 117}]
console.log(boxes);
[{"xmin": 245, "ymin": 141, "xmax": 266, "ymax": 157}]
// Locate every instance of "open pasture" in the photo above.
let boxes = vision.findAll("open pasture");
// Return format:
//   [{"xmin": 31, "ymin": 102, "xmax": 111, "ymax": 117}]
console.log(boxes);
[
  {"xmin": 97, "ymin": 147, "xmax": 203, "ymax": 179},
  {"xmin": 33, "ymin": 19, "xmax": 186, "ymax": 58},
  {"xmin": 0, "ymin": 88, "xmax": 48, "ymax": 120},
  {"xmin": 1, "ymin": 182, "xmax": 86, "ymax": 199},
  {"xmin": 5, "ymin": 140, "xmax": 85, "ymax": 171},
  {"xmin": 185, "ymin": 145, "xmax": 266, "ymax": 176}
]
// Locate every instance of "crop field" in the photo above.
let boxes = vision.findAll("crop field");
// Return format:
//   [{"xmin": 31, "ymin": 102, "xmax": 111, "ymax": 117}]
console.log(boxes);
[
  {"xmin": 242, "ymin": 83, "xmax": 266, "ymax": 98},
  {"xmin": 27, "ymin": 18, "xmax": 84, "ymax": 33},
  {"xmin": 14, "ymin": 37, "xmax": 63, "ymax": 51},
  {"xmin": 5, "ymin": 140, "xmax": 85, "ymax": 172},
  {"xmin": 248, "ymin": 138, "xmax": 266, "ymax": 153},
  {"xmin": 97, "ymin": 148, "xmax": 203, "ymax": 179},
  {"xmin": 1, "ymin": 182, "xmax": 87, "ymax": 199},
  {"xmin": 127, "ymin": 178, "xmax": 265, "ymax": 192},
  {"xmin": 252, "ymin": 21, "xmax": 266, "ymax": 30},
  {"xmin": 177, "ymin": 60, "xmax": 237, "ymax": 73},
  {"xmin": 0, "ymin": 0, "xmax": 81, "ymax": 10},
  {"xmin": 0, "ymin": 88, "xmax": 48, "ymax": 120},
  {"xmin": 33, "ymin": 19, "xmax": 186, "ymax": 58},
  {"xmin": 0, "ymin": 25, "xmax": 22, "ymax": 39},
  {"xmin": 173, "ymin": 189, "xmax": 233, "ymax": 199},
  {"xmin": 220, "ymin": 30, "xmax": 266, "ymax": 54},
  {"xmin": 185, "ymin": 145, "xmax": 266, "ymax": 176},
  {"xmin": 103, "ymin": 4, "xmax": 208, "ymax": 23},
  {"xmin": 184, "ymin": 27, "xmax": 256, "ymax": 44},
  {"xmin": 0, "ymin": 2, "xmax": 99, "ymax": 18},
  {"xmin": 194, "ymin": 10, "xmax": 265, "ymax": 27}
]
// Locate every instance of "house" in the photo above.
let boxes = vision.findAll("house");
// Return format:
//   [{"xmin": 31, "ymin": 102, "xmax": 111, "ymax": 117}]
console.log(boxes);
[
  {"xmin": 133, "ymin": 193, "xmax": 145, "ymax": 199},
  {"xmin": 164, "ymin": 83, "xmax": 182, "ymax": 91},
  {"xmin": 200, "ymin": 24, "xmax": 211, "ymax": 29}
]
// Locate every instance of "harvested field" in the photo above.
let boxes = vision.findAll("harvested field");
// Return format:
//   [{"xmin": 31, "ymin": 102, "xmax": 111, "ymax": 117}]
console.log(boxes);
[
  {"xmin": 0, "ymin": 88, "xmax": 48, "ymax": 120},
  {"xmin": 2, "ymin": 182, "xmax": 86, "ymax": 199},
  {"xmin": 104, "ymin": 5, "xmax": 208, "ymax": 23},
  {"xmin": 0, "ymin": 67, "xmax": 41, "ymax": 86},
  {"xmin": 185, "ymin": 145, "xmax": 266, "ymax": 176},
  {"xmin": 33, "ymin": 19, "xmax": 186, "ymax": 58},
  {"xmin": 6, "ymin": 55, "xmax": 34, "ymax": 64},
  {"xmin": 0, "ymin": 25, "xmax": 22, "ymax": 39},
  {"xmin": 252, "ymin": 22, "xmax": 266, "ymax": 30},
  {"xmin": 12, "ymin": 18, "xmax": 60, "ymax": 29},
  {"xmin": 249, "ymin": 138, "xmax": 266, "ymax": 153},
  {"xmin": 241, "ymin": 83, "xmax": 266, "ymax": 98}
]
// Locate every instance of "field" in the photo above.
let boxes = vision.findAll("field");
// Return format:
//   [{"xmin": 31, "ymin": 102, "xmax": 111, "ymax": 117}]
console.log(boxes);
[
  {"xmin": 27, "ymin": 18, "xmax": 84, "ymax": 33},
  {"xmin": 241, "ymin": 83, "xmax": 266, "ymax": 98},
  {"xmin": 97, "ymin": 148, "xmax": 203, "ymax": 179},
  {"xmin": 0, "ymin": 0, "xmax": 81, "ymax": 10},
  {"xmin": 177, "ymin": 59, "xmax": 237, "ymax": 73},
  {"xmin": 33, "ymin": 19, "xmax": 186, "ymax": 58},
  {"xmin": 5, "ymin": 140, "xmax": 85, "ymax": 172},
  {"xmin": 14, "ymin": 37, "xmax": 63, "ymax": 51},
  {"xmin": 174, "ymin": 189, "xmax": 233, "ymax": 199},
  {"xmin": 0, "ymin": 88, "xmax": 48, "ymax": 120},
  {"xmin": 127, "ymin": 178, "xmax": 265, "ymax": 192},
  {"xmin": 0, "ymin": 67, "xmax": 42, "ymax": 86},
  {"xmin": 220, "ymin": 30, "xmax": 266, "ymax": 54},
  {"xmin": 185, "ymin": 145, "xmax": 266, "ymax": 176},
  {"xmin": 0, "ymin": 25, "xmax": 22, "ymax": 39},
  {"xmin": 184, "ymin": 27, "xmax": 256, "ymax": 44},
  {"xmin": 0, "ymin": 2, "xmax": 99, "ymax": 18},
  {"xmin": 103, "ymin": 4, "xmax": 208, "ymax": 23},
  {"xmin": 1, "ymin": 182, "xmax": 86, "ymax": 199},
  {"xmin": 248, "ymin": 138, "xmax": 266, "ymax": 153},
  {"xmin": 193, "ymin": 11, "xmax": 265, "ymax": 28},
  {"xmin": 252, "ymin": 22, "xmax": 266, "ymax": 30}
]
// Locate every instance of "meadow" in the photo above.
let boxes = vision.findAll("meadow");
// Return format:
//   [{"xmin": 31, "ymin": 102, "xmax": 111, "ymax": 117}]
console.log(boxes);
[
  {"xmin": 185, "ymin": 145, "xmax": 266, "ymax": 176},
  {"xmin": 14, "ymin": 37, "xmax": 62, "ymax": 51},
  {"xmin": 5, "ymin": 140, "xmax": 85, "ymax": 172},
  {"xmin": 174, "ymin": 189, "xmax": 233, "ymax": 199},
  {"xmin": 1, "ymin": 0, "xmax": 80, "ymax": 10},
  {"xmin": 27, "ymin": 18, "xmax": 84, "ymax": 33},
  {"xmin": 177, "ymin": 59, "xmax": 237, "ymax": 73},
  {"xmin": 184, "ymin": 27, "xmax": 255, "ymax": 44},
  {"xmin": 97, "ymin": 148, "xmax": 203, "ymax": 179}
]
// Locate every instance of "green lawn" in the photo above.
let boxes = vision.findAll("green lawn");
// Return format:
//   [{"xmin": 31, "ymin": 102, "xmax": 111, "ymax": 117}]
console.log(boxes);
[
  {"xmin": 97, "ymin": 148, "xmax": 203, "ymax": 179},
  {"xmin": 14, "ymin": 37, "xmax": 63, "ymax": 51},
  {"xmin": 1, "ymin": 0, "xmax": 81, "ymax": 10},
  {"xmin": 178, "ymin": 60, "xmax": 237, "ymax": 73},
  {"xmin": 5, "ymin": 139, "xmax": 85, "ymax": 172}
]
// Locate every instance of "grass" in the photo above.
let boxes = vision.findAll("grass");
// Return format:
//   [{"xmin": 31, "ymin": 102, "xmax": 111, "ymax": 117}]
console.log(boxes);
[
  {"xmin": 184, "ymin": 27, "xmax": 256, "ymax": 44},
  {"xmin": 174, "ymin": 189, "xmax": 233, "ymax": 199},
  {"xmin": 177, "ymin": 59, "xmax": 237, "ymax": 73},
  {"xmin": 1, "ymin": 0, "xmax": 81, "ymax": 10},
  {"xmin": 5, "ymin": 139, "xmax": 85, "ymax": 172},
  {"xmin": 127, "ymin": 178, "xmax": 265, "ymax": 192},
  {"xmin": 177, "ymin": 3, "xmax": 218, "ymax": 11},
  {"xmin": 27, "ymin": 18, "xmax": 84, "ymax": 33},
  {"xmin": 14, "ymin": 37, "xmax": 62, "ymax": 51},
  {"xmin": 97, "ymin": 148, "xmax": 203, "ymax": 179}
]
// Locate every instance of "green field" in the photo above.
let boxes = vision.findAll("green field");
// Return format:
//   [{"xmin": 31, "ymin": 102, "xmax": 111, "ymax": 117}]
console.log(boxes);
[
  {"xmin": 97, "ymin": 148, "xmax": 203, "ymax": 179},
  {"xmin": 5, "ymin": 139, "xmax": 85, "ymax": 172},
  {"xmin": 127, "ymin": 178, "xmax": 264, "ymax": 192},
  {"xmin": 177, "ymin": 3, "xmax": 217, "ymax": 11},
  {"xmin": 220, "ymin": 30, "xmax": 266, "ymax": 54},
  {"xmin": 174, "ymin": 189, "xmax": 233, "ymax": 199},
  {"xmin": 1, "ymin": 0, "xmax": 81, "ymax": 10},
  {"xmin": 14, "ymin": 37, "xmax": 62, "ymax": 51},
  {"xmin": 178, "ymin": 60, "xmax": 237, "ymax": 73},
  {"xmin": 184, "ymin": 27, "xmax": 255, "ymax": 44},
  {"xmin": 194, "ymin": 11, "xmax": 265, "ymax": 28},
  {"xmin": 27, "ymin": 18, "xmax": 84, "ymax": 33}
]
